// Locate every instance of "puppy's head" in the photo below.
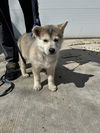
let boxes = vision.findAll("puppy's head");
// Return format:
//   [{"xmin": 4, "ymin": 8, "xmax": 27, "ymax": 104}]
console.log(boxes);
[{"xmin": 32, "ymin": 21, "xmax": 68, "ymax": 55}]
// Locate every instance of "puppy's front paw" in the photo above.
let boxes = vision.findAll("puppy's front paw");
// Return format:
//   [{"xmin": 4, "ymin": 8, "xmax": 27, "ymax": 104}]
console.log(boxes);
[
  {"xmin": 33, "ymin": 83, "xmax": 41, "ymax": 91},
  {"xmin": 22, "ymin": 73, "xmax": 29, "ymax": 78},
  {"xmin": 48, "ymin": 84, "xmax": 57, "ymax": 92}
]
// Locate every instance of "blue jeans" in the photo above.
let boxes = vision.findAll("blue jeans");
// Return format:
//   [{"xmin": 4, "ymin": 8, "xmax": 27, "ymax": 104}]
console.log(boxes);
[{"xmin": 0, "ymin": 0, "xmax": 40, "ymax": 62}]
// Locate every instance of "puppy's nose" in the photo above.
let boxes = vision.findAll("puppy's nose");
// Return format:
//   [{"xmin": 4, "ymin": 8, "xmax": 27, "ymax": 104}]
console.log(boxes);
[{"xmin": 49, "ymin": 48, "xmax": 55, "ymax": 54}]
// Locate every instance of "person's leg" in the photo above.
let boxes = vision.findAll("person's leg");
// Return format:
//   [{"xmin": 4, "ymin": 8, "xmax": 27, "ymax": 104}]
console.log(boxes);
[
  {"xmin": 0, "ymin": 0, "xmax": 19, "ymax": 62},
  {"xmin": 18, "ymin": 0, "xmax": 34, "ymax": 33},
  {"xmin": 18, "ymin": 0, "xmax": 41, "ymax": 33},
  {"xmin": 0, "ymin": 0, "xmax": 20, "ymax": 80},
  {"xmin": 31, "ymin": 0, "xmax": 41, "ymax": 26}
]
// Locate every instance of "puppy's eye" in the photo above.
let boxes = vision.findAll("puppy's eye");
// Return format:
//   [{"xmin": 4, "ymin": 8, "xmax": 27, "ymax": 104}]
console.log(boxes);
[
  {"xmin": 54, "ymin": 38, "xmax": 59, "ymax": 42},
  {"xmin": 43, "ymin": 39, "xmax": 49, "ymax": 43}
]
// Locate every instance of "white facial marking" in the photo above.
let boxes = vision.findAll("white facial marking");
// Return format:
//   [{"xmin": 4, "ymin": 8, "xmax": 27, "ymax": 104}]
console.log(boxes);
[{"xmin": 36, "ymin": 34, "xmax": 62, "ymax": 55}]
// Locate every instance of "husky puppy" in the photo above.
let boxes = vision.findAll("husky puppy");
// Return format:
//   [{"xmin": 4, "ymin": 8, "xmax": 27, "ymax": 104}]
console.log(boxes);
[{"xmin": 18, "ymin": 22, "xmax": 68, "ymax": 91}]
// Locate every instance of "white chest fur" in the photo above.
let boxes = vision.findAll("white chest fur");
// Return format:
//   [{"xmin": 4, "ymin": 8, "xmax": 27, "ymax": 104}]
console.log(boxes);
[{"xmin": 30, "ymin": 53, "xmax": 57, "ymax": 69}]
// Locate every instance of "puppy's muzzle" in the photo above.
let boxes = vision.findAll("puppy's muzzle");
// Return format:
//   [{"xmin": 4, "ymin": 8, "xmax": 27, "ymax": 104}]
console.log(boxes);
[{"xmin": 49, "ymin": 48, "xmax": 56, "ymax": 55}]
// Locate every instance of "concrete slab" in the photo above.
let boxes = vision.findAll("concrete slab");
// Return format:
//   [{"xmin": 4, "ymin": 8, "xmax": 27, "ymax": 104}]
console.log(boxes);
[{"xmin": 0, "ymin": 39, "xmax": 100, "ymax": 133}]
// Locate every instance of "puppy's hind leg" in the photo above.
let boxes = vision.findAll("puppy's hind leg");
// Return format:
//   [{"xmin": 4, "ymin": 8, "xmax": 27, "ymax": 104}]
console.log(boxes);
[{"xmin": 19, "ymin": 55, "xmax": 29, "ymax": 78}]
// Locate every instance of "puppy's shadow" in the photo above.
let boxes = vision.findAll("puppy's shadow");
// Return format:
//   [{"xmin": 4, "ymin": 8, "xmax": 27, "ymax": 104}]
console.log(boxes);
[
  {"xmin": 55, "ymin": 66, "xmax": 93, "ymax": 88},
  {"xmin": 54, "ymin": 48, "xmax": 96, "ymax": 88}
]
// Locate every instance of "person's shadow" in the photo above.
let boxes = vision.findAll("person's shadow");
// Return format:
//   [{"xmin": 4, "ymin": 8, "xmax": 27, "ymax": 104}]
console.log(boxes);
[{"xmin": 52, "ymin": 47, "xmax": 100, "ymax": 88}]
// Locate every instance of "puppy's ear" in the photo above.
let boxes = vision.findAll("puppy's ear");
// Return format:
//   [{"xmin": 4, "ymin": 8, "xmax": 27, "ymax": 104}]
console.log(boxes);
[
  {"xmin": 57, "ymin": 21, "xmax": 68, "ymax": 32},
  {"xmin": 32, "ymin": 26, "xmax": 42, "ymax": 37}
]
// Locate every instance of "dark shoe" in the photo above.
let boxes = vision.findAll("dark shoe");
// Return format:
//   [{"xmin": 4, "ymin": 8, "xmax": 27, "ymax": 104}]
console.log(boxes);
[{"xmin": 5, "ymin": 62, "xmax": 21, "ymax": 81}]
